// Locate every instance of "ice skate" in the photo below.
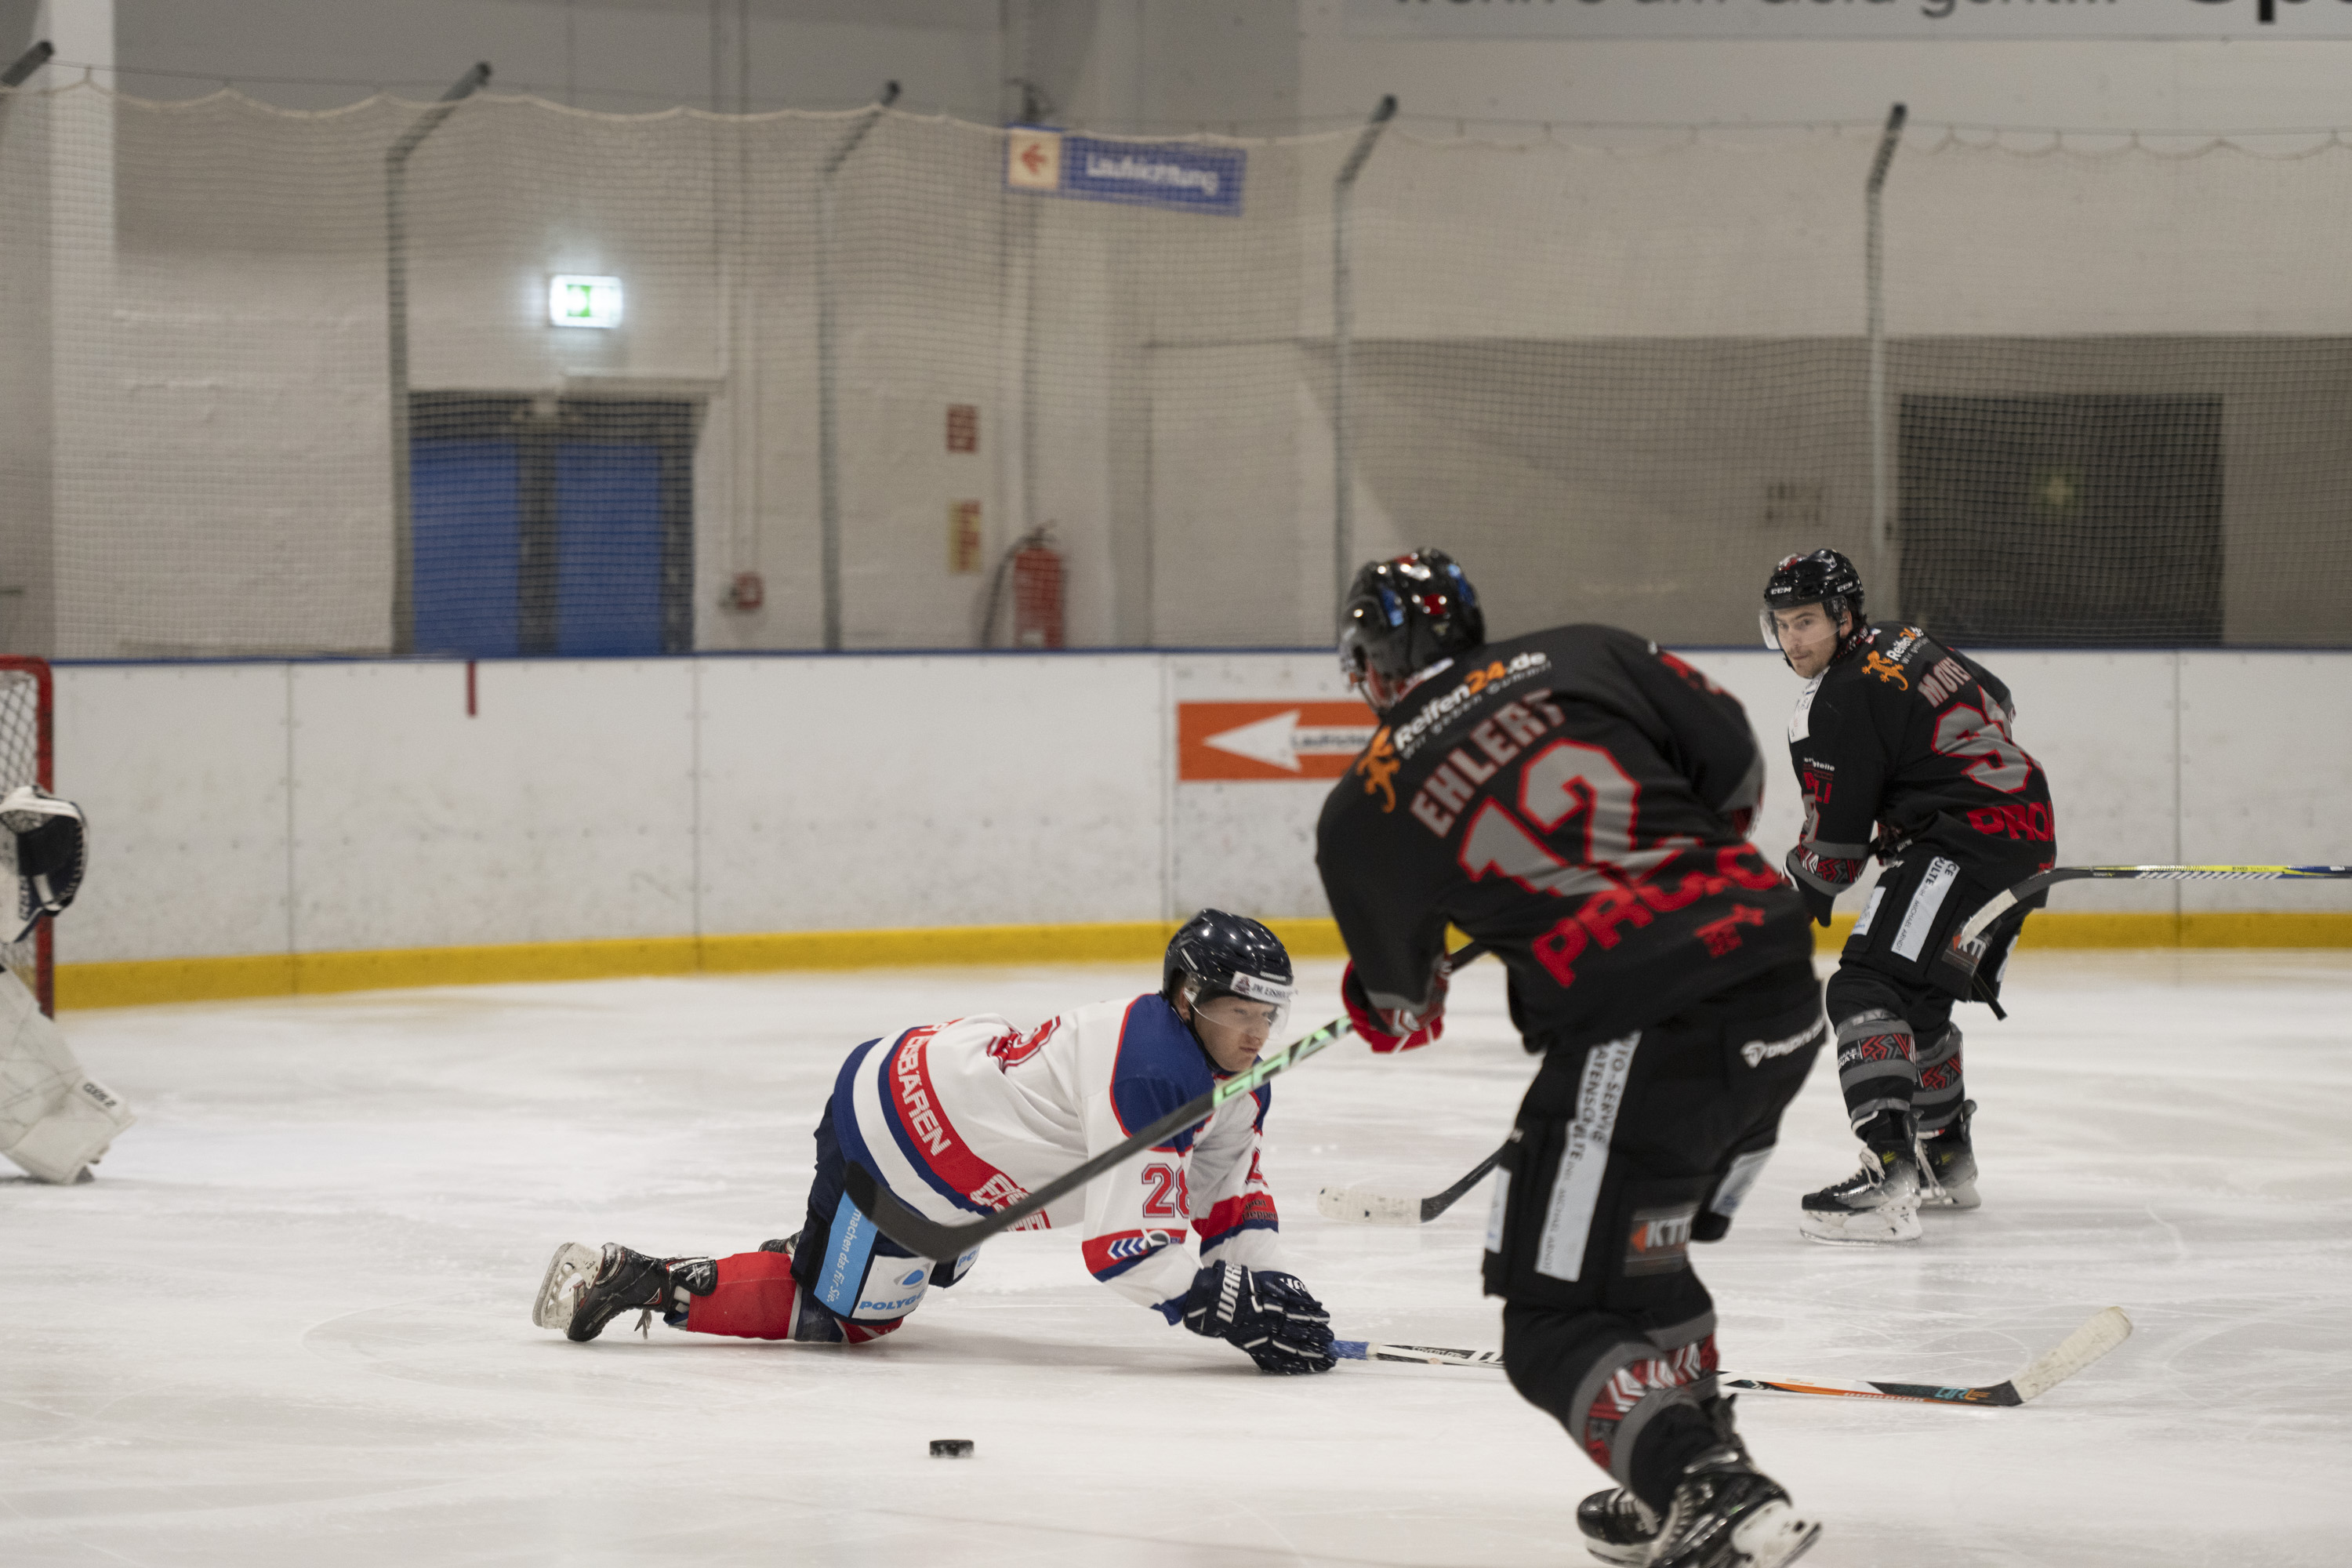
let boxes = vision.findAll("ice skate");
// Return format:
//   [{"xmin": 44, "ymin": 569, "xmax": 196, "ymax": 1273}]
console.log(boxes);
[
  {"xmin": 1916, "ymin": 1099, "xmax": 1980, "ymax": 1210},
  {"xmin": 533, "ymin": 1242, "xmax": 715, "ymax": 1342},
  {"xmin": 1646, "ymin": 1446, "xmax": 1820, "ymax": 1568},
  {"xmin": 1574, "ymin": 1486, "xmax": 1658, "ymax": 1566},
  {"xmin": 1798, "ymin": 1112, "xmax": 1921, "ymax": 1244}
]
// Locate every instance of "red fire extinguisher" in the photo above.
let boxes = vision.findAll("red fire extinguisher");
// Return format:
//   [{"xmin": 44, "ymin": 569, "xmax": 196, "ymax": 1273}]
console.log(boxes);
[{"xmin": 1011, "ymin": 531, "xmax": 1063, "ymax": 648}]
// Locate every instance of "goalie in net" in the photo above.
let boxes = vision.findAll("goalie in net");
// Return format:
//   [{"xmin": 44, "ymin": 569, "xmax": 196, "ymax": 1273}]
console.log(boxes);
[{"xmin": 0, "ymin": 658, "xmax": 125, "ymax": 1184}]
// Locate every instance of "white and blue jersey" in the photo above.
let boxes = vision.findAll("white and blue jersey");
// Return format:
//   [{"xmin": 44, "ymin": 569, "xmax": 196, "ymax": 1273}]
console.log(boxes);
[{"xmin": 822, "ymin": 993, "xmax": 1290, "ymax": 1322}]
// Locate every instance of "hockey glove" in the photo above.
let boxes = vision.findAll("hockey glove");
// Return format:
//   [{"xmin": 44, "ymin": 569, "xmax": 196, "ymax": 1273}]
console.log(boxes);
[
  {"xmin": 0, "ymin": 786, "xmax": 85, "ymax": 940},
  {"xmin": 1180, "ymin": 1261, "xmax": 1336, "ymax": 1375},
  {"xmin": 1341, "ymin": 959, "xmax": 1446, "ymax": 1053}
]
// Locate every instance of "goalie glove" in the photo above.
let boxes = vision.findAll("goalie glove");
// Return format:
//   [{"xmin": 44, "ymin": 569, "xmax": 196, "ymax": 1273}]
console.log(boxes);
[
  {"xmin": 1341, "ymin": 958, "xmax": 1447, "ymax": 1053},
  {"xmin": 0, "ymin": 786, "xmax": 87, "ymax": 941},
  {"xmin": 1179, "ymin": 1261, "xmax": 1336, "ymax": 1375}
]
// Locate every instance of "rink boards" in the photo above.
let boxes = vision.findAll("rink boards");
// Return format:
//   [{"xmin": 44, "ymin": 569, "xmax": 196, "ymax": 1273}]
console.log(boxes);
[{"xmin": 45, "ymin": 648, "xmax": 2352, "ymax": 1006}]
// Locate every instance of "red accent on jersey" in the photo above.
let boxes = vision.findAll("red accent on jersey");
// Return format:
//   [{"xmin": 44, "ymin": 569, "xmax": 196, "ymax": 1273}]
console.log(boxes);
[
  {"xmin": 1193, "ymin": 1190, "xmax": 1279, "ymax": 1247},
  {"xmin": 888, "ymin": 1026, "xmax": 1034, "ymax": 1214}
]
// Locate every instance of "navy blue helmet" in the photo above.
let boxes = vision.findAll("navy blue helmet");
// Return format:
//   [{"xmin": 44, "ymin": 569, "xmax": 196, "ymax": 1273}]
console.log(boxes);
[{"xmin": 1164, "ymin": 909, "xmax": 1294, "ymax": 1014}]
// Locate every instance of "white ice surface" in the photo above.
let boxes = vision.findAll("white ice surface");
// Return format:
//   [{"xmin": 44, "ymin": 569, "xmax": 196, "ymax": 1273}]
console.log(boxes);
[{"xmin": 4, "ymin": 952, "xmax": 2349, "ymax": 1567}]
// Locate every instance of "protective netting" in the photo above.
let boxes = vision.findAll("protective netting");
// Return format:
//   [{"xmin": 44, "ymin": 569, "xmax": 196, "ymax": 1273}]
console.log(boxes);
[
  {"xmin": 0, "ymin": 660, "xmax": 46, "ymax": 1008},
  {"xmin": 2, "ymin": 85, "xmax": 2350, "ymax": 656}
]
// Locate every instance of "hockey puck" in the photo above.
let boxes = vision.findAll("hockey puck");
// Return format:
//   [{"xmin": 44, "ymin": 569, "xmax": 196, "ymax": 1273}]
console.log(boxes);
[{"xmin": 929, "ymin": 1439, "xmax": 975, "ymax": 1458}]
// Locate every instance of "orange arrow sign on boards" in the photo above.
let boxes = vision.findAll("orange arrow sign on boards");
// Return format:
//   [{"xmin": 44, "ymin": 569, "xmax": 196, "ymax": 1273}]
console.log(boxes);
[{"xmin": 1177, "ymin": 702, "xmax": 1375, "ymax": 782}]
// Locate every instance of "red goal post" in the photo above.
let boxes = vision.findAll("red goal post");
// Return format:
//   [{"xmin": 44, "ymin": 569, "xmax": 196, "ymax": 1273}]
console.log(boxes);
[{"xmin": 0, "ymin": 657, "xmax": 54, "ymax": 1015}]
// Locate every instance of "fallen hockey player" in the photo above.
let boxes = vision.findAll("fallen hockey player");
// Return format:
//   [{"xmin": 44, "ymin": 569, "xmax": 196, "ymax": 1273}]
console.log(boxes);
[
  {"xmin": 0, "ymin": 783, "xmax": 129, "ymax": 1185},
  {"xmin": 532, "ymin": 910, "xmax": 1338, "ymax": 1374}
]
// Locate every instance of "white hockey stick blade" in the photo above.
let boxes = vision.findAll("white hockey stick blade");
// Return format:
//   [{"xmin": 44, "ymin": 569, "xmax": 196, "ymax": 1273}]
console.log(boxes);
[
  {"xmin": 1332, "ymin": 1339, "xmax": 1505, "ymax": 1369},
  {"xmin": 1316, "ymin": 1186, "xmax": 1423, "ymax": 1226},
  {"xmin": 2008, "ymin": 1305, "xmax": 2133, "ymax": 1403}
]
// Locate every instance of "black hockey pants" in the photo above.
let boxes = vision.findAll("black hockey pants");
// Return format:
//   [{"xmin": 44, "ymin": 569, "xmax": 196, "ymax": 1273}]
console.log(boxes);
[
  {"xmin": 1485, "ymin": 961, "xmax": 1823, "ymax": 1504},
  {"xmin": 1825, "ymin": 847, "xmax": 2032, "ymax": 1134}
]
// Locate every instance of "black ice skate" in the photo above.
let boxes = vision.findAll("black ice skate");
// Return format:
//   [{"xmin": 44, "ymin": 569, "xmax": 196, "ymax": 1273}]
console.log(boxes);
[
  {"xmin": 1646, "ymin": 1446, "xmax": 1820, "ymax": 1568},
  {"xmin": 1916, "ymin": 1098, "xmax": 1980, "ymax": 1210},
  {"xmin": 1574, "ymin": 1486, "xmax": 1658, "ymax": 1566},
  {"xmin": 1798, "ymin": 1112, "xmax": 1921, "ymax": 1244},
  {"xmin": 533, "ymin": 1242, "xmax": 716, "ymax": 1342}
]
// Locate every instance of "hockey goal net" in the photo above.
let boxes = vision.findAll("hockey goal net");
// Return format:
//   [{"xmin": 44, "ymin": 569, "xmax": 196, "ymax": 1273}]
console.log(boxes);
[{"xmin": 0, "ymin": 658, "xmax": 53, "ymax": 1015}]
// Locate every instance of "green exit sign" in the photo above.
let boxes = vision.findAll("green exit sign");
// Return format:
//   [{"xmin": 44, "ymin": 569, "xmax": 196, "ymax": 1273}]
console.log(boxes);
[{"xmin": 548, "ymin": 274, "xmax": 622, "ymax": 329}]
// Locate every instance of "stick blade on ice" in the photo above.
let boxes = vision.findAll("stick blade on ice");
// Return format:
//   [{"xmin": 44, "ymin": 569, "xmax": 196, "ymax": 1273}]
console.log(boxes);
[{"xmin": 2009, "ymin": 1305, "xmax": 2132, "ymax": 1403}]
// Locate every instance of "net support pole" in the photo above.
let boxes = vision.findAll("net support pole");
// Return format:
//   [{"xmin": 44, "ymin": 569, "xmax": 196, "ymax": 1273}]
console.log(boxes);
[
  {"xmin": 0, "ymin": 38, "xmax": 53, "ymax": 90},
  {"xmin": 817, "ymin": 81, "xmax": 900, "ymax": 652},
  {"xmin": 1333, "ymin": 94, "xmax": 1397, "ymax": 611},
  {"xmin": 386, "ymin": 63, "xmax": 491, "ymax": 656},
  {"xmin": 1865, "ymin": 102, "xmax": 1906, "ymax": 597},
  {"xmin": 0, "ymin": 42, "xmax": 53, "ymax": 154}
]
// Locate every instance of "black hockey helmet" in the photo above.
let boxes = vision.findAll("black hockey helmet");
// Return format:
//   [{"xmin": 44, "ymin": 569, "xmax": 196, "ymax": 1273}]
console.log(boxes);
[
  {"xmin": 1338, "ymin": 549, "xmax": 1486, "ymax": 696},
  {"xmin": 1164, "ymin": 909, "xmax": 1294, "ymax": 1019},
  {"xmin": 1760, "ymin": 548, "xmax": 1866, "ymax": 654}
]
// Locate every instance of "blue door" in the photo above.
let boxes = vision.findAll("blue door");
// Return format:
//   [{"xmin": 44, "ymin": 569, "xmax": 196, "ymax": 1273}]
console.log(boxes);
[
  {"xmin": 412, "ymin": 438, "xmax": 523, "ymax": 656},
  {"xmin": 408, "ymin": 396, "xmax": 695, "ymax": 658},
  {"xmin": 554, "ymin": 441, "xmax": 665, "ymax": 655}
]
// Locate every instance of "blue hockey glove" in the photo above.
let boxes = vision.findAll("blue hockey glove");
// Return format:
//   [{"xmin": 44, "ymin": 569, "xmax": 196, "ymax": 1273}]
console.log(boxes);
[{"xmin": 1180, "ymin": 1261, "xmax": 1336, "ymax": 1375}]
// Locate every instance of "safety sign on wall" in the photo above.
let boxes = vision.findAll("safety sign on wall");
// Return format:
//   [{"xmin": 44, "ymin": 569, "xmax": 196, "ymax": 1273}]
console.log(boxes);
[{"xmin": 1178, "ymin": 702, "xmax": 1377, "ymax": 782}]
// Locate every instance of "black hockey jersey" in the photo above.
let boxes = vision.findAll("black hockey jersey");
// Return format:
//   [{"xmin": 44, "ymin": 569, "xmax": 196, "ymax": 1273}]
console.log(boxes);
[
  {"xmin": 1784, "ymin": 621, "xmax": 2056, "ymax": 922},
  {"xmin": 1316, "ymin": 625, "xmax": 1813, "ymax": 1051}
]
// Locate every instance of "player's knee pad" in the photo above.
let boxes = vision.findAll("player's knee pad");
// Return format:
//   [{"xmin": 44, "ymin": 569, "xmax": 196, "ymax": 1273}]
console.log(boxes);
[
  {"xmin": 1913, "ymin": 1024, "xmax": 1966, "ymax": 1131},
  {"xmin": 683, "ymin": 1250, "xmax": 913, "ymax": 1344},
  {"xmin": 1825, "ymin": 973, "xmax": 1919, "ymax": 1130},
  {"xmin": 1502, "ymin": 1304, "xmax": 1719, "ymax": 1486}
]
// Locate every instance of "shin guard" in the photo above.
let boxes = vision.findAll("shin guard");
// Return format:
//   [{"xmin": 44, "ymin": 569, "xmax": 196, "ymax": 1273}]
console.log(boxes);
[{"xmin": 1913, "ymin": 1025, "xmax": 1967, "ymax": 1133}]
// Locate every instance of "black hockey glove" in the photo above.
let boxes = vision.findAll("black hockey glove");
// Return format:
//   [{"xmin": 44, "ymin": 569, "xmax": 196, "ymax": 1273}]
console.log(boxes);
[
  {"xmin": 0, "ymin": 786, "xmax": 85, "ymax": 939},
  {"xmin": 1180, "ymin": 1261, "xmax": 1336, "ymax": 1375}
]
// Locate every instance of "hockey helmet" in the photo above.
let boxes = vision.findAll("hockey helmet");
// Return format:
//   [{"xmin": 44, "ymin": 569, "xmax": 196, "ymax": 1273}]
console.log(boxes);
[
  {"xmin": 1338, "ymin": 549, "xmax": 1486, "ymax": 699},
  {"xmin": 1760, "ymin": 548, "xmax": 1866, "ymax": 654},
  {"xmin": 1164, "ymin": 909, "xmax": 1294, "ymax": 1025}
]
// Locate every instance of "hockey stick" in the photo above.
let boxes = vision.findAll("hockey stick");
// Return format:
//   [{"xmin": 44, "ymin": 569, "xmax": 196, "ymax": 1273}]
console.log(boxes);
[
  {"xmin": 1957, "ymin": 864, "xmax": 2352, "ymax": 946},
  {"xmin": 1316, "ymin": 1144, "xmax": 1504, "ymax": 1226},
  {"xmin": 844, "ymin": 942, "xmax": 1490, "ymax": 1260},
  {"xmin": 1334, "ymin": 1307, "xmax": 2132, "ymax": 1407}
]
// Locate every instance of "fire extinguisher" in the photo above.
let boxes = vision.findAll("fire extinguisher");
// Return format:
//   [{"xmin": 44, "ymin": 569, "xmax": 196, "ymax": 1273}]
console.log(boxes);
[{"xmin": 981, "ymin": 525, "xmax": 1064, "ymax": 648}]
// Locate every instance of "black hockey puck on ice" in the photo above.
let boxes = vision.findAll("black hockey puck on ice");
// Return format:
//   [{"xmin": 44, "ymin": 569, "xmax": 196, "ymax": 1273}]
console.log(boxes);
[{"xmin": 929, "ymin": 1439, "xmax": 975, "ymax": 1458}]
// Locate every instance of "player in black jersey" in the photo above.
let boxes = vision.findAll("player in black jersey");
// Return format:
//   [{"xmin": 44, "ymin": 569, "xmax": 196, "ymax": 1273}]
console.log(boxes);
[
  {"xmin": 1319, "ymin": 550, "xmax": 1824, "ymax": 1568},
  {"xmin": 1762, "ymin": 549, "xmax": 2057, "ymax": 1245}
]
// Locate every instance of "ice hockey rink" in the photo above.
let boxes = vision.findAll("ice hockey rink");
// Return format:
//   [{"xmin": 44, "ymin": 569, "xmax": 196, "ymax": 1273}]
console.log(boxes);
[{"xmin": 1, "ymin": 950, "xmax": 2343, "ymax": 1568}]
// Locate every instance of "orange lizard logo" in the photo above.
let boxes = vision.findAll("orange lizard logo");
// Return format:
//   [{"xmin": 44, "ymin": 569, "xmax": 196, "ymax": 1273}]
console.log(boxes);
[
  {"xmin": 1863, "ymin": 651, "xmax": 1909, "ymax": 689},
  {"xmin": 1355, "ymin": 727, "xmax": 1401, "ymax": 812}
]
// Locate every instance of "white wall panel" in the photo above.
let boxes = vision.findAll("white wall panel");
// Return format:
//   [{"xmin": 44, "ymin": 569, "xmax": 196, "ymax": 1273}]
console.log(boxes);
[
  {"xmin": 1168, "ymin": 653, "xmax": 1361, "ymax": 922},
  {"xmin": 54, "ymin": 662, "xmax": 292, "ymax": 964},
  {"xmin": 2179, "ymin": 653, "xmax": 2352, "ymax": 913},
  {"xmin": 1989, "ymin": 652, "xmax": 2179, "ymax": 913},
  {"xmin": 42, "ymin": 648, "xmax": 2352, "ymax": 967},
  {"xmin": 695, "ymin": 654, "xmax": 1165, "ymax": 935},
  {"xmin": 288, "ymin": 660, "xmax": 696, "ymax": 951}
]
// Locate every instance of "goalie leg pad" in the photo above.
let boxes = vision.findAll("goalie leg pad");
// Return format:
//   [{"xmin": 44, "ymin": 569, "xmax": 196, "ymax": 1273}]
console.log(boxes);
[{"xmin": 0, "ymin": 971, "xmax": 133, "ymax": 1183}]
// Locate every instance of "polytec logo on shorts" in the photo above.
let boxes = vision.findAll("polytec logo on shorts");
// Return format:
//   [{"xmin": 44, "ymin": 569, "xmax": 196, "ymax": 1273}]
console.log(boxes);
[{"xmin": 857, "ymin": 1273, "xmax": 931, "ymax": 1318}]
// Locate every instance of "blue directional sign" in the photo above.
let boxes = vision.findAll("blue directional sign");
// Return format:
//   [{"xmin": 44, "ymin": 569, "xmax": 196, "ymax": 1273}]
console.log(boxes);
[{"xmin": 1004, "ymin": 127, "xmax": 1245, "ymax": 218}]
